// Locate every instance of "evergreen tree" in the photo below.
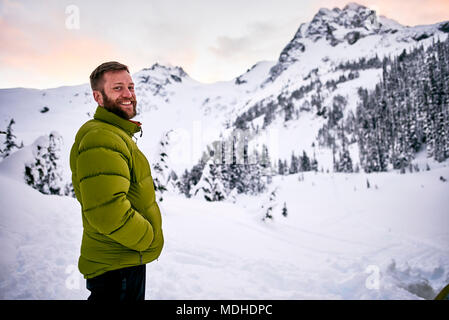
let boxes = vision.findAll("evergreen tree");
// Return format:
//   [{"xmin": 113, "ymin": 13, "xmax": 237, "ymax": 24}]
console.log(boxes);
[
  {"xmin": 24, "ymin": 132, "xmax": 64, "ymax": 195},
  {"xmin": 167, "ymin": 170, "xmax": 180, "ymax": 193},
  {"xmin": 282, "ymin": 202, "xmax": 288, "ymax": 217},
  {"xmin": 227, "ymin": 135, "xmax": 246, "ymax": 193},
  {"xmin": 259, "ymin": 144, "xmax": 273, "ymax": 184},
  {"xmin": 263, "ymin": 102, "xmax": 277, "ymax": 128},
  {"xmin": 246, "ymin": 163, "xmax": 266, "ymax": 195},
  {"xmin": 284, "ymin": 102, "xmax": 294, "ymax": 122},
  {"xmin": 310, "ymin": 155, "xmax": 319, "ymax": 172},
  {"xmin": 283, "ymin": 159, "xmax": 288, "ymax": 175},
  {"xmin": 335, "ymin": 148, "xmax": 353, "ymax": 173},
  {"xmin": 1, "ymin": 118, "xmax": 23, "ymax": 159},
  {"xmin": 260, "ymin": 144, "xmax": 272, "ymax": 170},
  {"xmin": 179, "ymin": 169, "xmax": 192, "ymax": 198},
  {"xmin": 192, "ymin": 158, "xmax": 226, "ymax": 202},
  {"xmin": 278, "ymin": 159, "xmax": 284, "ymax": 175},
  {"xmin": 300, "ymin": 150, "xmax": 311, "ymax": 172},
  {"xmin": 289, "ymin": 152, "xmax": 299, "ymax": 174},
  {"xmin": 152, "ymin": 130, "xmax": 172, "ymax": 201},
  {"xmin": 262, "ymin": 188, "xmax": 278, "ymax": 221}
]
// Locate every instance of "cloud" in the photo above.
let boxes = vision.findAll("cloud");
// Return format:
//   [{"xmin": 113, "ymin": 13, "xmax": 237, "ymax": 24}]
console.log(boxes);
[
  {"xmin": 0, "ymin": 17, "xmax": 30, "ymax": 56},
  {"xmin": 0, "ymin": 0, "xmax": 25, "ymax": 15},
  {"xmin": 0, "ymin": 17, "xmax": 123, "ymax": 88},
  {"xmin": 209, "ymin": 36, "xmax": 250, "ymax": 59},
  {"xmin": 0, "ymin": 1, "xmax": 131, "ymax": 88},
  {"xmin": 2, "ymin": 0, "xmax": 448, "ymax": 88},
  {"xmin": 208, "ymin": 21, "xmax": 282, "ymax": 59}
]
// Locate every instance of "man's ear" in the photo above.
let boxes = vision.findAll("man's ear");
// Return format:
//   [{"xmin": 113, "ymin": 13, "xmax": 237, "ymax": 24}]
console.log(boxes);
[{"xmin": 93, "ymin": 90, "xmax": 104, "ymax": 106}]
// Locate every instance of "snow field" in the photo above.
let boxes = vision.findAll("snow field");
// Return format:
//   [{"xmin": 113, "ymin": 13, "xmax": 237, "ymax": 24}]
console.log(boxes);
[
  {"xmin": 2, "ymin": 159, "xmax": 447, "ymax": 299},
  {"xmin": 146, "ymin": 165, "xmax": 449, "ymax": 300}
]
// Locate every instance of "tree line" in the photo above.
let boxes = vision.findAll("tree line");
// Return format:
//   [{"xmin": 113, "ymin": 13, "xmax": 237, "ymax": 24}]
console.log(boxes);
[{"xmin": 356, "ymin": 37, "xmax": 449, "ymax": 172}]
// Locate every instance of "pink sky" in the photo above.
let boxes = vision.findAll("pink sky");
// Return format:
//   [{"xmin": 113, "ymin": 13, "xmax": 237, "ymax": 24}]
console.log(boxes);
[{"xmin": 0, "ymin": 0, "xmax": 448, "ymax": 89}]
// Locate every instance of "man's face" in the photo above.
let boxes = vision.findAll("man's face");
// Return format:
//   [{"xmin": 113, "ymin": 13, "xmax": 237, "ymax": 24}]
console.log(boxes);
[{"xmin": 95, "ymin": 70, "xmax": 137, "ymax": 120}]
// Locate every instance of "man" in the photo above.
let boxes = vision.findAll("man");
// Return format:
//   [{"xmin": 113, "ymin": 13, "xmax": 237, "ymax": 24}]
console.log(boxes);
[{"xmin": 70, "ymin": 61, "xmax": 164, "ymax": 301}]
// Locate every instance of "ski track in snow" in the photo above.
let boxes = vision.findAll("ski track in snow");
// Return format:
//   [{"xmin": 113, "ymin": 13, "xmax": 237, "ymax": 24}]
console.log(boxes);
[{"xmin": 1, "ymin": 164, "xmax": 448, "ymax": 300}]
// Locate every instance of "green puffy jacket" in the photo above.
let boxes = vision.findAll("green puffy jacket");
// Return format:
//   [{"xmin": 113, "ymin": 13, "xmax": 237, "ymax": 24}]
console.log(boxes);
[{"xmin": 70, "ymin": 106, "xmax": 164, "ymax": 279}]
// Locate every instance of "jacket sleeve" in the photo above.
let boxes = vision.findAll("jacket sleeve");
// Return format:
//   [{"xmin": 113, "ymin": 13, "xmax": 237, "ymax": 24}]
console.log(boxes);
[{"xmin": 76, "ymin": 129, "xmax": 154, "ymax": 251}]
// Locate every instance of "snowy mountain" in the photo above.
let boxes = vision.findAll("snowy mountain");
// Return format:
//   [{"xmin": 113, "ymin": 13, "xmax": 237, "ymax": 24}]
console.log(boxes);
[
  {"xmin": 268, "ymin": 2, "xmax": 448, "ymax": 82},
  {"xmin": 1, "ymin": 3, "xmax": 448, "ymax": 179}
]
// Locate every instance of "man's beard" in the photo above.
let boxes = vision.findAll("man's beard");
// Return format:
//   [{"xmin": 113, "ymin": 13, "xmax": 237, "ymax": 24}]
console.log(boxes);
[{"xmin": 101, "ymin": 90, "xmax": 137, "ymax": 120}]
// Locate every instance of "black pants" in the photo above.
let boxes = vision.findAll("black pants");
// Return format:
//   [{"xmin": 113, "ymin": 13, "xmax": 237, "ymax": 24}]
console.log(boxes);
[{"xmin": 86, "ymin": 264, "xmax": 146, "ymax": 301}]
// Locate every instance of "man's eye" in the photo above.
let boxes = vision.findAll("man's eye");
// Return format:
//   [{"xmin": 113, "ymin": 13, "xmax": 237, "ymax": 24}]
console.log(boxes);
[
  {"xmin": 114, "ymin": 86, "xmax": 122, "ymax": 90},
  {"xmin": 129, "ymin": 87, "xmax": 134, "ymax": 91}
]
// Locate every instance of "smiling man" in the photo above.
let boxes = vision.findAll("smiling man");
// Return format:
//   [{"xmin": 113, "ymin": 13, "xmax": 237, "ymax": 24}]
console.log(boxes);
[{"xmin": 69, "ymin": 61, "xmax": 164, "ymax": 301}]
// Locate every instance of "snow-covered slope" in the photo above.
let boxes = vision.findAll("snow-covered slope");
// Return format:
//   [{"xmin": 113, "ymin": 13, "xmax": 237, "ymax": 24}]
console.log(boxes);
[
  {"xmin": 232, "ymin": 3, "xmax": 449, "ymax": 164},
  {"xmin": 268, "ymin": 2, "xmax": 449, "ymax": 83},
  {"xmin": 0, "ymin": 155, "xmax": 448, "ymax": 299},
  {"xmin": 1, "ymin": 4, "xmax": 447, "ymax": 177},
  {"xmin": 1, "ymin": 2, "xmax": 449, "ymax": 300}
]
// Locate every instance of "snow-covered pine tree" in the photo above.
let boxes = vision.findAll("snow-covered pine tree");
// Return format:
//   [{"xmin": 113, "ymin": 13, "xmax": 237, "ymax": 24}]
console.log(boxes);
[
  {"xmin": 259, "ymin": 144, "xmax": 274, "ymax": 184},
  {"xmin": 182, "ymin": 160, "xmax": 206, "ymax": 198},
  {"xmin": 24, "ymin": 132, "xmax": 64, "ymax": 195},
  {"xmin": 152, "ymin": 130, "xmax": 173, "ymax": 201},
  {"xmin": 227, "ymin": 134, "xmax": 246, "ymax": 193},
  {"xmin": 243, "ymin": 148, "xmax": 265, "ymax": 194},
  {"xmin": 260, "ymin": 144, "xmax": 272, "ymax": 170},
  {"xmin": 282, "ymin": 201, "xmax": 288, "ymax": 217},
  {"xmin": 179, "ymin": 169, "xmax": 192, "ymax": 198},
  {"xmin": 432, "ymin": 42, "xmax": 449, "ymax": 162},
  {"xmin": 278, "ymin": 159, "xmax": 284, "ymax": 175},
  {"xmin": 238, "ymin": 135, "xmax": 254, "ymax": 192},
  {"xmin": 263, "ymin": 102, "xmax": 277, "ymax": 129},
  {"xmin": 310, "ymin": 155, "xmax": 319, "ymax": 172},
  {"xmin": 262, "ymin": 187, "xmax": 278, "ymax": 221},
  {"xmin": 335, "ymin": 148, "xmax": 353, "ymax": 173},
  {"xmin": 300, "ymin": 150, "xmax": 311, "ymax": 172},
  {"xmin": 167, "ymin": 170, "xmax": 180, "ymax": 193},
  {"xmin": 1, "ymin": 118, "xmax": 24, "ymax": 159},
  {"xmin": 192, "ymin": 158, "xmax": 226, "ymax": 202},
  {"xmin": 289, "ymin": 152, "xmax": 299, "ymax": 174},
  {"xmin": 355, "ymin": 38, "xmax": 449, "ymax": 171},
  {"xmin": 246, "ymin": 162, "xmax": 266, "ymax": 195}
]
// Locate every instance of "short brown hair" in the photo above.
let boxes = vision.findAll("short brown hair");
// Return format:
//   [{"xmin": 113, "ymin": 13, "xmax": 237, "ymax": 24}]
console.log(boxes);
[{"xmin": 89, "ymin": 61, "xmax": 129, "ymax": 91}]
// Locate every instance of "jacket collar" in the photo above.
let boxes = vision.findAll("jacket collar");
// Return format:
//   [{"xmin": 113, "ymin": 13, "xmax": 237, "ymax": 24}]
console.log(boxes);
[{"xmin": 93, "ymin": 106, "xmax": 141, "ymax": 137}]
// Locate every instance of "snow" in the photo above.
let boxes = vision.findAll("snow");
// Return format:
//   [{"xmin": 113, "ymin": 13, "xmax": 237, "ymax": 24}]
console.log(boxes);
[
  {"xmin": 0, "ymin": 174, "xmax": 85, "ymax": 299},
  {"xmin": 0, "ymin": 144, "xmax": 448, "ymax": 299},
  {"xmin": 1, "ymin": 3, "xmax": 449, "ymax": 300},
  {"xmin": 0, "ymin": 11, "xmax": 446, "ymax": 177}
]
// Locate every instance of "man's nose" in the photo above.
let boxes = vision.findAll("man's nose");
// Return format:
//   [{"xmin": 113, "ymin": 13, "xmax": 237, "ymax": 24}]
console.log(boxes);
[{"xmin": 121, "ymin": 88, "xmax": 132, "ymax": 98}]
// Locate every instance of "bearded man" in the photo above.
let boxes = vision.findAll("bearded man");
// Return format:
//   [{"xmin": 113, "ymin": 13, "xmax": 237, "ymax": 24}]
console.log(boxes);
[{"xmin": 70, "ymin": 61, "xmax": 164, "ymax": 301}]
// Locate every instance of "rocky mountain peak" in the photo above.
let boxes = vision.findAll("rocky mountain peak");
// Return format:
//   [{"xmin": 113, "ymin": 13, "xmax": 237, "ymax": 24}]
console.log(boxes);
[
  {"xmin": 132, "ymin": 63, "xmax": 190, "ymax": 102},
  {"xmin": 267, "ymin": 2, "xmax": 421, "ymax": 82},
  {"xmin": 296, "ymin": 2, "xmax": 383, "ymax": 44},
  {"xmin": 138, "ymin": 63, "xmax": 188, "ymax": 85}
]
